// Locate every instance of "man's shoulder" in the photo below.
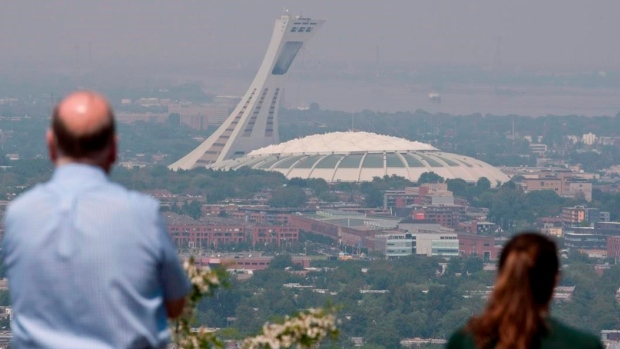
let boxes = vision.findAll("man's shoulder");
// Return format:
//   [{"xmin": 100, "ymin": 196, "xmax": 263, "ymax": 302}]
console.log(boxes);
[
  {"xmin": 546, "ymin": 318, "xmax": 603, "ymax": 348},
  {"xmin": 6, "ymin": 183, "xmax": 47, "ymax": 216},
  {"xmin": 118, "ymin": 185, "xmax": 160, "ymax": 209},
  {"xmin": 105, "ymin": 182, "xmax": 162, "ymax": 218},
  {"xmin": 7, "ymin": 181, "xmax": 161, "ymax": 217}
]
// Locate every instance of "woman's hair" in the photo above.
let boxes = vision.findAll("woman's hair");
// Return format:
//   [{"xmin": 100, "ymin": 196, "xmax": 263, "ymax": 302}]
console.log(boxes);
[{"xmin": 466, "ymin": 232, "xmax": 559, "ymax": 349}]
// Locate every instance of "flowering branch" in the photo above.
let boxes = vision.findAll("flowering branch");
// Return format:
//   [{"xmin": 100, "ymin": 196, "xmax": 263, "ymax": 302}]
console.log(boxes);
[
  {"xmin": 171, "ymin": 257, "xmax": 229, "ymax": 349},
  {"xmin": 171, "ymin": 257, "xmax": 339, "ymax": 349},
  {"xmin": 242, "ymin": 307, "xmax": 339, "ymax": 349}
]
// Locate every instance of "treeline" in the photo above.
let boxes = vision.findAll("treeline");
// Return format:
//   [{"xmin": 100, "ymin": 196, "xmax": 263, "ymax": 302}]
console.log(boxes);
[
  {"xmin": 0, "ymin": 161, "xmax": 615, "ymax": 228},
  {"xmin": 111, "ymin": 166, "xmax": 288, "ymax": 203},
  {"xmin": 4, "ymin": 107, "xmax": 620, "ymax": 172},
  {"xmin": 198, "ymin": 252, "xmax": 620, "ymax": 349},
  {"xmin": 359, "ymin": 174, "xmax": 586, "ymax": 230}
]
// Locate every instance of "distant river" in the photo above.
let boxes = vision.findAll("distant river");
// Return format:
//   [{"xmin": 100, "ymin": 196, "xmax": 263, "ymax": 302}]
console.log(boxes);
[{"xmin": 198, "ymin": 76, "xmax": 620, "ymax": 117}]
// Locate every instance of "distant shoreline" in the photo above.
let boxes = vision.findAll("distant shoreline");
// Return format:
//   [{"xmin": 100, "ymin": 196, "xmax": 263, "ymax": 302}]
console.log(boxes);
[{"xmin": 196, "ymin": 75, "xmax": 620, "ymax": 117}]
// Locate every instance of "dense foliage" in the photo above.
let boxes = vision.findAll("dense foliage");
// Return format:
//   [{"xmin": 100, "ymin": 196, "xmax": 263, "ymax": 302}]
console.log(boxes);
[
  {"xmin": 0, "ymin": 161, "xmax": 613, "ymax": 230},
  {"xmin": 195, "ymin": 251, "xmax": 619, "ymax": 349}
]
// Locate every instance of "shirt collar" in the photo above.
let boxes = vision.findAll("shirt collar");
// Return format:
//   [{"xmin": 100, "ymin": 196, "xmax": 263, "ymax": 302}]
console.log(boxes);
[{"xmin": 51, "ymin": 163, "xmax": 109, "ymax": 186}]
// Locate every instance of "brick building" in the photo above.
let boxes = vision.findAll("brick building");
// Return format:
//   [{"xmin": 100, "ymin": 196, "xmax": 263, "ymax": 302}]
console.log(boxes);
[
  {"xmin": 230, "ymin": 209, "xmax": 290, "ymax": 225},
  {"xmin": 288, "ymin": 213, "xmax": 395, "ymax": 251},
  {"xmin": 562, "ymin": 206, "xmax": 586, "ymax": 226},
  {"xmin": 248, "ymin": 225, "xmax": 299, "ymax": 248},
  {"xmin": 288, "ymin": 215, "xmax": 339, "ymax": 241},
  {"xmin": 457, "ymin": 233, "xmax": 498, "ymax": 260},
  {"xmin": 607, "ymin": 236, "xmax": 620, "ymax": 259},
  {"xmin": 411, "ymin": 205, "xmax": 464, "ymax": 229},
  {"xmin": 164, "ymin": 212, "xmax": 298, "ymax": 248}
]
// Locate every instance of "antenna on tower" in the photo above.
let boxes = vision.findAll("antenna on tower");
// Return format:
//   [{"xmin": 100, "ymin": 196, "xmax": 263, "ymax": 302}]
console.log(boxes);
[
  {"xmin": 88, "ymin": 42, "xmax": 92, "ymax": 69},
  {"xmin": 493, "ymin": 36, "xmax": 502, "ymax": 77},
  {"xmin": 375, "ymin": 44, "xmax": 380, "ymax": 75},
  {"xmin": 512, "ymin": 115, "xmax": 515, "ymax": 154}
]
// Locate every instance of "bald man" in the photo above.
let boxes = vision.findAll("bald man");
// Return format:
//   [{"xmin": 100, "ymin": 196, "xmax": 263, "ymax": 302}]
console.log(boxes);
[{"xmin": 2, "ymin": 91, "xmax": 191, "ymax": 349}]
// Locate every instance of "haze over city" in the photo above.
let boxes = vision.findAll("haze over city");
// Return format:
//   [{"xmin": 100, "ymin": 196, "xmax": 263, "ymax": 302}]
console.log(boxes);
[
  {"xmin": 1, "ymin": 2, "xmax": 620, "ymax": 348},
  {"xmin": 2, "ymin": 1, "xmax": 620, "ymax": 116},
  {"xmin": 2, "ymin": 1, "xmax": 619, "ymax": 71}
]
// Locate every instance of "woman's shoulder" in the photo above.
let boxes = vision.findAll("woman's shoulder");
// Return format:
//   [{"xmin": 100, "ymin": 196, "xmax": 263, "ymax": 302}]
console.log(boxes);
[{"xmin": 544, "ymin": 318, "xmax": 604, "ymax": 349}]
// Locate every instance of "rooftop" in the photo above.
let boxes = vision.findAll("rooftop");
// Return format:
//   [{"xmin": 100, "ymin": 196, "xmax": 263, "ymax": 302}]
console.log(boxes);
[{"xmin": 248, "ymin": 131, "xmax": 437, "ymax": 156}]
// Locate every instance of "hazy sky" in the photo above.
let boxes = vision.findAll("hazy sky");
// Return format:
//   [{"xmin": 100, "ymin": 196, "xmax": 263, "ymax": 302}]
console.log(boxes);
[{"xmin": 1, "ymin": 1, "xmax": 619, "ymax": 76}]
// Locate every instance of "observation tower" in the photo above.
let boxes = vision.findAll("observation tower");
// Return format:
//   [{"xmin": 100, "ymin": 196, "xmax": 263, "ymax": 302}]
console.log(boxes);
[{"xmin": 169, "ymin": 14, "xmax": 325, "ymax": 170}]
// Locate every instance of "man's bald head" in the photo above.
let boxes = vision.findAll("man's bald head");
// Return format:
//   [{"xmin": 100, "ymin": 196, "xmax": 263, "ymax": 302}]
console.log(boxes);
[{"xmin": 51, "ymin": 91, "xmax": 116, "ymax": 160}]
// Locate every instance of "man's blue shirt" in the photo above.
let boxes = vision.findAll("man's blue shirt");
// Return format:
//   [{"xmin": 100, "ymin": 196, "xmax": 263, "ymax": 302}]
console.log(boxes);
[{"xmin": 2, "ymin": 164, "xmax": 191, "ymax": 349}]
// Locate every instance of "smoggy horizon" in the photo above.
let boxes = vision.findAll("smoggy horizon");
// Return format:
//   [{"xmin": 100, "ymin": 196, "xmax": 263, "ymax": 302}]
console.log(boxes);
[{"xmin": 1, "ymin": 1, "xmax": 619, "ymax": 78}]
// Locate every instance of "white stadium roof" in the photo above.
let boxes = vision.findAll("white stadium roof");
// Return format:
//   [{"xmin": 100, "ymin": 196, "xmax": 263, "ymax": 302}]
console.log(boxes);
[
  {"xmin": 249, "ymin": 131, "xmax": 437, "ymax": 155},
  {"xmin": 210, "ymin": 132, "xmax": 510, "ymax": 184}
]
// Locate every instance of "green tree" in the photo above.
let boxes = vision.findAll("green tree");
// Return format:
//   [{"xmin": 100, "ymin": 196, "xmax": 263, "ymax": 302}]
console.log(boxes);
[
  {"xmin": 445, "ymin": 257, "xmax": 464, "ymax": 276},
  {"xmin": 364, "ymin": 324, "xmax": 400, "ymax": 349},
  {"xmin": 463, "ymin": 257, "xmax": 483, "ymax": 274},
  {"xmin": 268, "ymin": 186, "xmax": 307, "ymax": 208},
  {"xmin": 0, "ymin": 290, "xmax": 9, "ymax": 306},
  {"xmin": 268, "ymin": 254, "xmax": 295, "ymax": 270},
  {"xmin": 446, "ymin": 178, "xmax": 468, "ymax": 197},
  {"xmin": 287, "ymin": 177, "xmax": 308, "ymax": 188},
  {"xmin": 476, "ymin": 177, "xmax": 491, "ymax": 191},
  {"xmin": 418, "ymin": 172, "xmax": 444, "ymax": 184},
  {"xmin": 361, "ymin": 185, "xmax": 383, "ymax": 208},
  {"xmin": 181, "ymin": 200, "xmax": 203, "ymax": 219}
]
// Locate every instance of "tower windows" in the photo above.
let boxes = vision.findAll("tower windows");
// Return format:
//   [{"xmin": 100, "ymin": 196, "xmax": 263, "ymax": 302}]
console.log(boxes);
[{"xmin": 272, "ymin": 41, "xmax": 303, "ymax": 75}]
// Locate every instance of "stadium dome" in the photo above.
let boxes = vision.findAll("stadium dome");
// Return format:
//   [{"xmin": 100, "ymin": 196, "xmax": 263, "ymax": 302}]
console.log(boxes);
[{"xmin": 209, "ymin": 132, "xmax": 510, "ymax": 184}]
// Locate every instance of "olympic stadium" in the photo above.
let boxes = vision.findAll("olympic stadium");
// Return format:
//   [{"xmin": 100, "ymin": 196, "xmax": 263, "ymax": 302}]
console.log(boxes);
[
  {"xmin": 170, "ymin": 14, "xmax": 510, "ymax": 185},
  {"xmin": 209, "ymin": 131, "xmax": 510, "ymax": 183}
]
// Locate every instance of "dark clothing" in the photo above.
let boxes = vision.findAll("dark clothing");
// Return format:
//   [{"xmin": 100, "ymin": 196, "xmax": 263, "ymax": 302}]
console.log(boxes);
[{"xmin": 446, "ymin": 317, "xmax": 604, "ymax": 349}]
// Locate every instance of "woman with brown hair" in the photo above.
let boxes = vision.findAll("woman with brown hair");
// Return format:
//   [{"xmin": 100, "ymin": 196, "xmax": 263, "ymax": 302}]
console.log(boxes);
[{"xmin": 446, "ymin": 232, "xmax": 603, "ymax": 349}]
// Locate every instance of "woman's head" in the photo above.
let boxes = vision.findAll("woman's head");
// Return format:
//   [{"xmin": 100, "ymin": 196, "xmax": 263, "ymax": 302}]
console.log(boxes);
[
  {"xmin": 497, "ymin": 232, "xmax": 559, "ymax": 307},
  {"xmin": 467, "ymin": 232, "xmax": 560, "ymax": 349}
]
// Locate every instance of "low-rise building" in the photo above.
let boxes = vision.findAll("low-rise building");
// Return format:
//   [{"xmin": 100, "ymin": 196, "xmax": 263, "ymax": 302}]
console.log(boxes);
[
  {"xmin": 410, "ymin": 205, "xmax": 464, "ymax": 229},
  {"xmin": 523, "ymin": 176, "xmax": 562, "ymax": 194},
  {"xmin": 565, "ymin": 180, "xmax": 593, "ymax": 202},
  {"xmin": 562, "ymin": 206, "xmax": 587, "ymax": 226},
  {"xmin": 164, "ymin": 212, "xmax": 298, "ymax": 249},
  {"xmin": 374, "ymin": 233, "xmax": 415, "ymax": 258},
  {"xmin": 522, "ymin": 171, "xmax": 593, "ymax": 202},
  {"xmin": 529, "ymin": 143, "xmax": 548, "ymax": 155},
  {"xmin": 197, "ymin": 255, "xmax": 310, "ymax": 271},
  {"xmin": 458, "ymin": 220, "xmax": 498, "ymax": 235},
  {"xmin": 607, "ymin": 236, "xmax": 620, "ymax": 259},
  {"xmin": 288, "ymin": 211, "xmax": 401, "ymax": 251},
  {"xmin": 414, "ymin": 232, "xmax": 459, "ymax": 257},
  {"xmin": 601, "ymin": 330, "xmax": 620, "ymax": 345},
  {"xmin": 564, "ymin": 230, "xmax": 607, "ymax": 251},
  {"xmin": 457, "ymin": 233, "xmax": 498, "ymax": 260}
]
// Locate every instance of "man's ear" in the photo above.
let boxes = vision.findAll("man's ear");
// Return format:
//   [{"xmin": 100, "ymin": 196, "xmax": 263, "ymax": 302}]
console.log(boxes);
[
  {"xmin": 104, "ymin": 135, "xmax": 117, "ymax": 173},
  {"xmin": 46, "ymin": 129, "xmax": 58, "ymax": 162}
]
